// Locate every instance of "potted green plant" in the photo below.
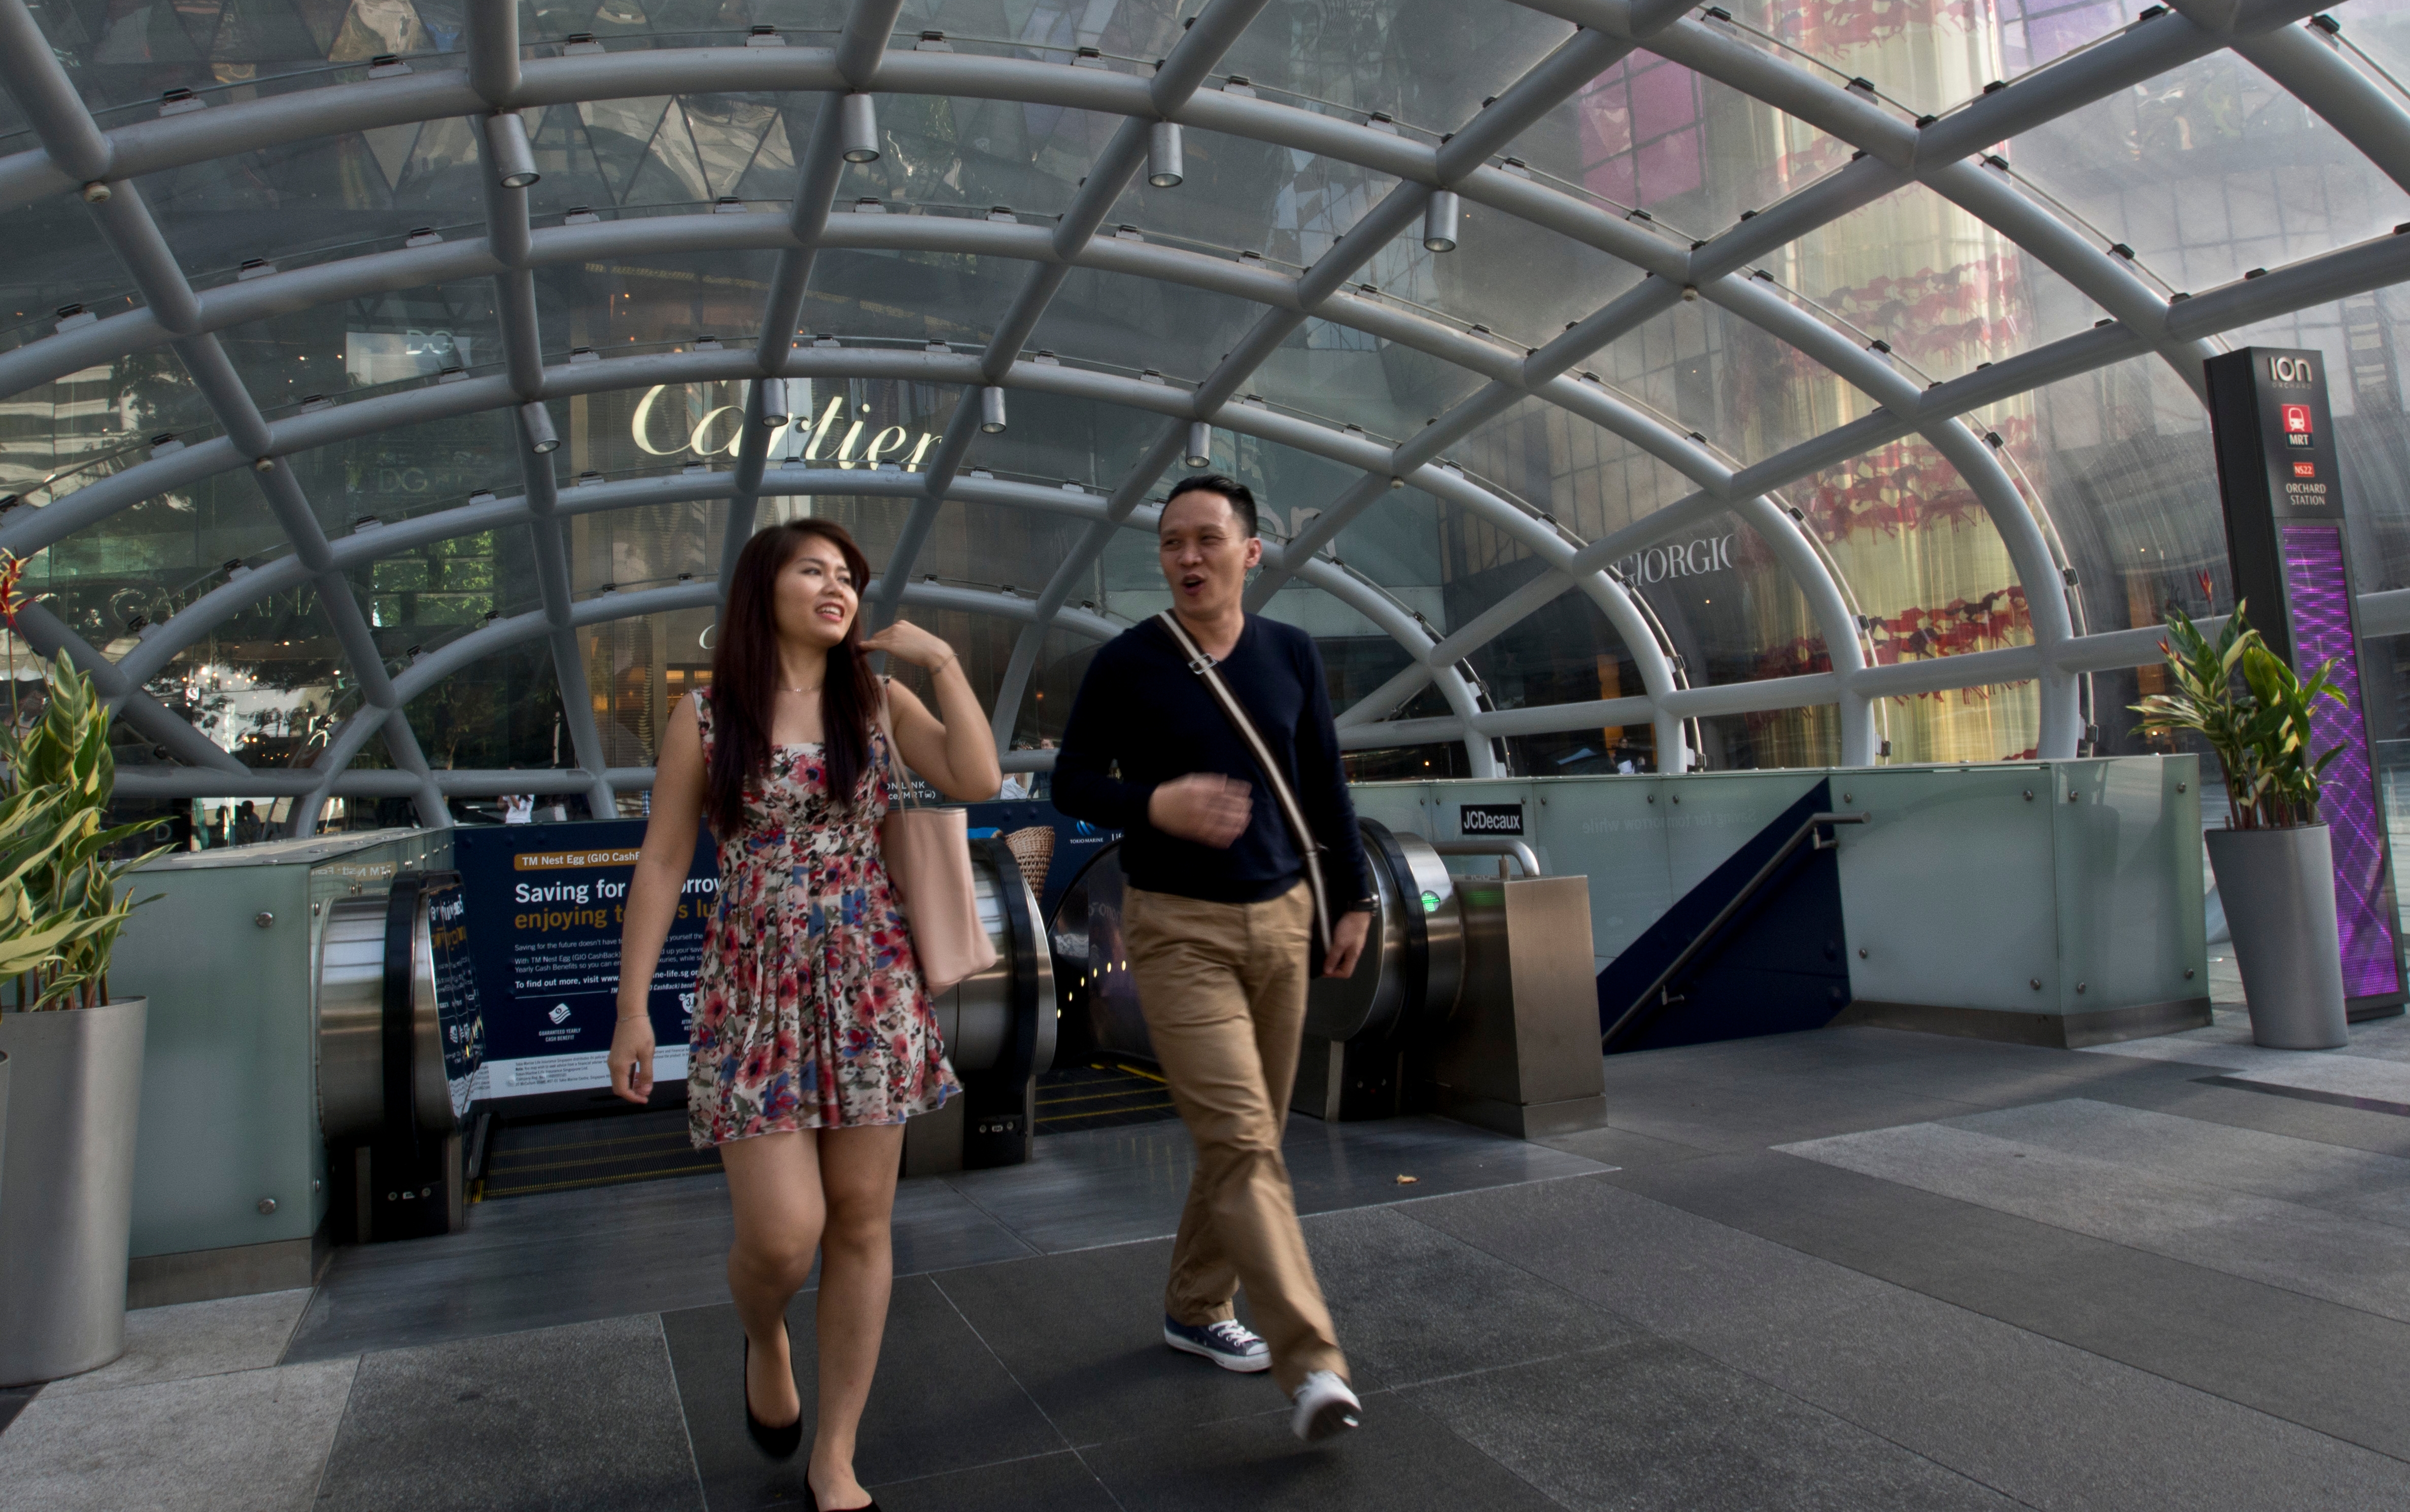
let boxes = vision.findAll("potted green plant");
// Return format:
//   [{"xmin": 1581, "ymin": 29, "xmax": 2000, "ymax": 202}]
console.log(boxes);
[
  {"xmin": 0, "ymin": 558, "xmax": 166, "ymax": 1385},
  {"xmin": 2134, "ymin": 602, "xmax": 2348, "ymax": 1050}
]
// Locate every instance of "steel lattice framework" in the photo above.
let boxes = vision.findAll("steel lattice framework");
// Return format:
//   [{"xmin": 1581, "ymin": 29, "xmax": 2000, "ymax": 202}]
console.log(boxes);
[{"xmin": 4, "ymin": 0, "xmax": 2409, "ymax": 831}]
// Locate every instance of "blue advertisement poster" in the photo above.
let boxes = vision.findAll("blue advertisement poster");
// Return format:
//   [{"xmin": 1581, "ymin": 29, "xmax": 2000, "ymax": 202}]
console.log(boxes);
[{"xmin": 452, "ymin": 821, "xmax": 718, "ymax": 1100}]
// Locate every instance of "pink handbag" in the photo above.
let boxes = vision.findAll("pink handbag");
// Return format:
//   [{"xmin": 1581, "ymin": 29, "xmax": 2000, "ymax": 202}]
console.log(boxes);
[{"xmin": 876, "ymin": 690, "xmax": 997, "ymax": 993}]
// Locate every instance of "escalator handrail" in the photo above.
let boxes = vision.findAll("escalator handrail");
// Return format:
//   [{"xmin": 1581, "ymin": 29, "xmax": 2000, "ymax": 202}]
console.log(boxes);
[{"xmin": 1600, "ymin": 812, "xmax": 1870, "ymax": 1052}]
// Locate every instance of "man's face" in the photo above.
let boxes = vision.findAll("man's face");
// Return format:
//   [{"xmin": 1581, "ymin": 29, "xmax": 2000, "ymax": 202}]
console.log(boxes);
[{"xmin": 1158, "ymin": 490, "xmax": 1262, "ymax": 617}]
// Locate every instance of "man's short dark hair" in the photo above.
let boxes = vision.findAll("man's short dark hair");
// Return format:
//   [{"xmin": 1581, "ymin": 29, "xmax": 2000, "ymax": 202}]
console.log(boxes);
[{"xmin": 1164, "ymin": 473, "xmax": 1259, "ymax": 539}]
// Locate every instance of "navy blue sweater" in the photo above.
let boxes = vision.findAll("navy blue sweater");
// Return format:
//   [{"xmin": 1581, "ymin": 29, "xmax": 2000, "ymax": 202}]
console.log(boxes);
[{"xmin": 1053, "ymin": 615, "xmax": 1370, "ymax": 906}]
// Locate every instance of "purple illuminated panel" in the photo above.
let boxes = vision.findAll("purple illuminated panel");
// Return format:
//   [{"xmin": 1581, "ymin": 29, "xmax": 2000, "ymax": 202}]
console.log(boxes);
[{"xmin": 2280, "ymin": 524, "xmax": 2403, "ymax": 998}]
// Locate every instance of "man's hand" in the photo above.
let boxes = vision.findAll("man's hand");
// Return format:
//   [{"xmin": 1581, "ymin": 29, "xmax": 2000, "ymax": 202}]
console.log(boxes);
[
  {"xmin": 1321, "ymin": 909, "xmax": 1372, "ymax": 978},
  {"xmin": 1148, "ymin": 773, "xmax": 1253, "ymax": 848}
]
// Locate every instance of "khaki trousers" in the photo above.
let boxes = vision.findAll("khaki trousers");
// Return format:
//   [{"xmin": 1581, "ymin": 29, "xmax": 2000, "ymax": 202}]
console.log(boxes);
[{"xmin": 1122, "ymin": 882, "xmax": 1348, "ymax": 1393}]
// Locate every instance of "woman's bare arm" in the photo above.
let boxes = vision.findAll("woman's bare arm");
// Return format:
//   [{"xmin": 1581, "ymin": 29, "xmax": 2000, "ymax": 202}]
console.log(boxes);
[
  {"xmin": 861, "ymin": 621, "xmax": 1001, "ymax": 801},
  {"xmin": 608, "ymin": 696, "xmax": 708, "ymax": 1103}
]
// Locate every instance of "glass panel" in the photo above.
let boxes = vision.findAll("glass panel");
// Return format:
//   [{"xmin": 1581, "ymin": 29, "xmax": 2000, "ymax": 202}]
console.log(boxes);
[
  {"xmin": 283, "ymin": 406, "xmax": 527, "ymax": 535},
  {"xmin": 1405, "ymin": 210, "xmax": 1650, "ymax": 364},
  {"xmin": 2004, "ymin": 44, "xmax": 2410, "ymax": 295},
  {"xmin": 1995, "ymin": 1, "xmax": 2148, "ymax": 82},
  {"xmin": 0, "ymin": 195, "xmax": 139, "ymax": 362},
  {"xmin": 1455, "ymin": 394, "xmax": 1699, "ymax": 545},
  {"xmin": 963, "ymin": 383, "xmax": 1182, "ymax": 494},
  {"xmin": 1, "ymin": 356, "xmax": 221, "ymax": 517},
  {"xmin": 1247, "ymin": 318, "xmax": 1489, "ymax": 444},
  {"xmin": 1726, "ymin": 0, "xmax": 2009, "ymax": 118},
  {"xmin": 219, "ymin": 279, "xmax": 501, "ymax": 411},
  {"xmin": 1877, "ymin": 679, "xmax": 2041, "ymax": 763},
  {"xmin": 26, "ymin": 484, "xmax": 292, "ymax": 656},
  {"xmin": 1764, "ymin": 179, "xmax": 2108, "ymax": 383},
  {"xmin": 354, "ymin": 519, "xmax": 541, "ymax": 648},
  {"xmin": 568, "ymin": 498, "xmax": 726, "ymax": 596},
  {"xmin": 802, "ymin": 245, "xmax": 1023, "ymax": 348},
  {"xmin": 404, "ymin": 638, "xmax": 568, "ymax": 771},
  {"xmin": 1213, "ymin": 0, "xmax": 1572, "ymax": 136},
  {"xmin": 849, "ymin": 95, "xmax": 1112, "ymax": 223},
  {"xmin": 536, "ymin": 247, "xmax": 787, "ymax": 353},
  {"xmin": 1594, "ymin": 297, "xmax": 1873, "ymax": 467},
  {"xmin": 1974, "ymin": 351, "xmax": 2219, "ymax": 638},
  {"xmin": 1794, "ymin": 438, "xmax": 2041, "ymax": 761},
  {"xmin": 1105, "ymin": 128, "xmax": 1401, "ymax": 267},
  {"xmin": 1026, "ymin": 270, "xmax": 1262, "ymax": 388},
  {"xmin": 1696, "ymin": 707, "xmax": 1844, "ymax": 771},
  {"xmin": 137, "ymin": 583, "xmax": 357, "ymax": 767},
  {"xmin": 583, "ymin": 599, "xmax": 716, "ymax": 770},
  {"xmin": 1508, "ymin": 50, "xmax": 1855, "ymax": 239}
]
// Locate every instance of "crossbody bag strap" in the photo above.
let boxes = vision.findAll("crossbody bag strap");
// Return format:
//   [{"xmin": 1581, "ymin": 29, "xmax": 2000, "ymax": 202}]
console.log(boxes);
[{"xmin": 1155, "ymin": 612, "xmax": 1333, "ymax": 952}]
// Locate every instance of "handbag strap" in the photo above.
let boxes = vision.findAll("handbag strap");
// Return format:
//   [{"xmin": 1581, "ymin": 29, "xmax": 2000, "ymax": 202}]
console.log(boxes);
[
  {"xmin": 873, "ymin": 679, "xmax": 920, "ymax": 812},
  {"xmin": 1154, "ymin": 612, "xmax": 1333, "ymax": 952}
]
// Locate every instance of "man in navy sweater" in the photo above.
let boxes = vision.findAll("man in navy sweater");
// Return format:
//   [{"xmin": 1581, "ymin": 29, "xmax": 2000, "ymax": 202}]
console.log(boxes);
[{"xmin": 1054, "ymin": 474, "xmax": 1373, "ymax": 1443}]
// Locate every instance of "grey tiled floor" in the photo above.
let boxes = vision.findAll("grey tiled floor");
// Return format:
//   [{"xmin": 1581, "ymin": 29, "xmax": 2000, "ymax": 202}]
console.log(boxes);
[{"xmin": 10, "ymin": 1023, "xmax": 2410, "ymax": 1509}]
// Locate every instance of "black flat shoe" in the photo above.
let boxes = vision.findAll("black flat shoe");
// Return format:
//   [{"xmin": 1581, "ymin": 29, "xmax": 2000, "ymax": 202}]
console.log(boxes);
[{"xmin": 742, "ymin": 1331, "xmax": 803, "ymax": 1459}]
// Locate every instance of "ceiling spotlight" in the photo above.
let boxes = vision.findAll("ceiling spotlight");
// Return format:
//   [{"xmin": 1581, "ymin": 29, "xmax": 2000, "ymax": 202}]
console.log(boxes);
[
  {"xmin": 1185, "ymin": 421, "xmax": 1213, "ymax": 469},
  {"xmin": 979, "ymin": 385, "xmax": 1008, "ymax": 434},
  {"xmin": 1423, "ymin": 190, "xmax": 1460, "ymax": 253},
  {"xmin": 841, "ymin": 92, "xmax": 880, "ymax": 164},
  {"xmin": 756, "ymin": 377, "xmax": 789, "ymax": 428},
  {"xmin": 1148, "ymin": 122, "xmax": 1185, "ymax": 188},
  {"xmin": 519, "ymin": 401, "xmax": 560, "ymax": 454},
  {"xmin": 488, "ymin": 111, "xmax": 540, "ymax": 189}
]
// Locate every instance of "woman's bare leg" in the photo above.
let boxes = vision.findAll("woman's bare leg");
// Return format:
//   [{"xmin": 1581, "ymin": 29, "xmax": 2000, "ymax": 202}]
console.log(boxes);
[
  {"xmin": 806, "ymin": 1123, "xmax": 906, "ymax": 1509},
  {"xmin": 719, "ymin": 1130, "xmax": 825, "ymax": 1430}
]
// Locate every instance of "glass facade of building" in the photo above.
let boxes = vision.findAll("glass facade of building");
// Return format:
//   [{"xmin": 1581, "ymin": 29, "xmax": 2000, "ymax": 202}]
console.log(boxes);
[{"xmin": 4, "ymin": 0, "xmax": 2409, "ymax": 837}]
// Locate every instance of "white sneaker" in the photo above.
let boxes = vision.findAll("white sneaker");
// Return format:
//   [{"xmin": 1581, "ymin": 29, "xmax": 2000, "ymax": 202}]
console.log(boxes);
[{"xmin": 1289, "ymin": 1369, "xmax": 1361, "ymax": 1441}]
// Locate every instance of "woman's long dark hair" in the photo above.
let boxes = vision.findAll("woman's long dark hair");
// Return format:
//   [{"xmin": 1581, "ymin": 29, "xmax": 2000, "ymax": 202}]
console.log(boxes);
[{"xmin": 707, "ymin": 520, "xmax": 882, "ymax": 838}]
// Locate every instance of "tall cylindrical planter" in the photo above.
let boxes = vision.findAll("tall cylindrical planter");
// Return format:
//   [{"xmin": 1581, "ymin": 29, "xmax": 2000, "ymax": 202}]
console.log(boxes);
[
  {"xmin": 0, "ymin": 999, "xmax": 148, "ymax": 1386},
  {"xmin": 2205, "ymin": 826, "xmax": 2349, "ymax": 1050}
]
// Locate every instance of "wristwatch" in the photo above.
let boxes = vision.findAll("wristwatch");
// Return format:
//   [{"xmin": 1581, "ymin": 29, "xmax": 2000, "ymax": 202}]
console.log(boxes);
[{"xmin": 1346, "ymin": 895, "xmax": 1378, "ymax": 913}]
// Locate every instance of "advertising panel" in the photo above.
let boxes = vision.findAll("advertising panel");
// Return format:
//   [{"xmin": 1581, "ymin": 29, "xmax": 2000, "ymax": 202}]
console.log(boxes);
[{"xmin": 453, "ymin": 821, "xmax": 718, "ymax": 1100}]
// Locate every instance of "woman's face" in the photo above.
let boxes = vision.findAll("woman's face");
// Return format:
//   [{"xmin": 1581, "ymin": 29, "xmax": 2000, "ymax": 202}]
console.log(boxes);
[{"xmin": 772, "ymin": 535, "xmax": 859, "ymax": 650}]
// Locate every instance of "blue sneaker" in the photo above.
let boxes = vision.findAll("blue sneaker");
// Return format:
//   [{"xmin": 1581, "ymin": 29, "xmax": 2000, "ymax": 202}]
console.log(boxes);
[{"xmin": 1163, "ymin": 1315, "xmax": 1271, "ymax": 1373}]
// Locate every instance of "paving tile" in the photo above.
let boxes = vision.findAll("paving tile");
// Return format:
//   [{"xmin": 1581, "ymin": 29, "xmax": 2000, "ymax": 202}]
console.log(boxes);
[
  {"xmin": 0, "ymin": 1385, "xmax": 34, "ymax": 1436},
  {"xmin": 1531, "ymin": 1121, "xmax": 1703, "ymax": 1168},
  {"xmin": 0, "ymin": 1356, "xmax": 356, "ymax": 1512},
  {"xmin": 866, "ymin": 1449, "xmax": 1119, "ymax": 1512},
  {"xmin": 1405, "ymin": 1176, "xmax": 2410, "ymax": 1511},
  {"xmin": 1306, "ymin": 1206, "xmax": 1640, "ymax": 1386},
  {"xmin": 285, "ymin": 1169, "xmax": 1028, "ymax": 1363},
  {"xmin": 1781, "ymin": 1115, "xmax": 2410, "ymax": 1321},
  {"xmin": 927, "ymin": 1238, "xmax": 1303, "ymax": 1449},
  {"xmin": 42, "ymin": 1289, "xmax": 310, "ymax": 1398},
  {"xmin": 1593, "ymin": 1150, "xmax": 2410, "ymax": 1464},
  {"xmin": 660, "ymin": 1274, "xmax": 1063, "ymax": 1511},
  {"xmin": 1405, "ymin": 1339, "xmax": 2017, "ymax": 1511},
  {"xmin": 1078, "ymin": 1388, "xmax": 1564, "ymax": 1512},
  {"xmin": 944, "ymin": 1114, "xmax": 1600, "ymax": 1254},
  {"xmin": 2091, "ymin": 1076, "xmax": 2410, "ymax": 1159},
  {"xmin": 1938, "ymin": 1098, "xmax": 2410, "ymax": 1231},
  {"xmin": 313, "ymin": 1314, "xmax": 701, "ymax": 1512}
]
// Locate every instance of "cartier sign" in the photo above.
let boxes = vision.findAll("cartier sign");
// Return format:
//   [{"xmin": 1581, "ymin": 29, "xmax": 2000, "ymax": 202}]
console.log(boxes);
[{"xmin": 631, "ymin": 383, "xmax": 945, "ymax": 468}]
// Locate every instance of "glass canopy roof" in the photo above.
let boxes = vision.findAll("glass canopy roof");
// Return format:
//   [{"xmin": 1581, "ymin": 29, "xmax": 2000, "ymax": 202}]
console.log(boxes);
[{"xmin": 4, "ymin": 0, "xmax": 2410, "ymax": 833}]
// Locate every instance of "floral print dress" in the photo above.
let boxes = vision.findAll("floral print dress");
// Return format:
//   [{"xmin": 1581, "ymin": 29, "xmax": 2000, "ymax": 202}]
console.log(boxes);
[{"xmin": 687, "ymin": 688, "xmax": 960, "ymax": 1147}]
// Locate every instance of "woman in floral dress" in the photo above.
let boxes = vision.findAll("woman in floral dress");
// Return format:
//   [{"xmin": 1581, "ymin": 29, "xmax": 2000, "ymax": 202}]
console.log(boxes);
[{"xmin": 610, "ymin": 520, "xmax": 999, "ymax": 1511}]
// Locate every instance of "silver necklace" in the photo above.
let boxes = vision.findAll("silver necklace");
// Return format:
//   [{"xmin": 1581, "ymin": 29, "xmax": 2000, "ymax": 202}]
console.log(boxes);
[{"xmin": 780, "ymin": 683, "xmax": 823, "ymax": 695}]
